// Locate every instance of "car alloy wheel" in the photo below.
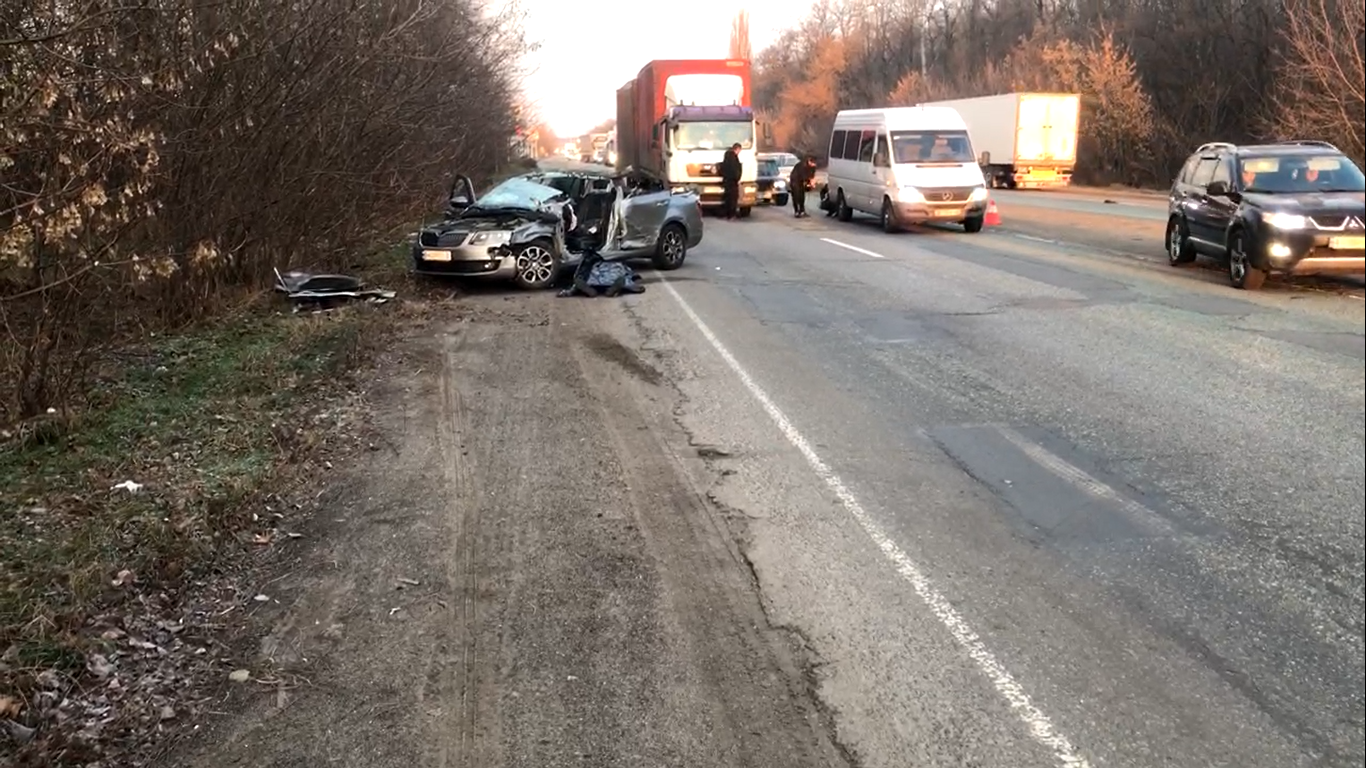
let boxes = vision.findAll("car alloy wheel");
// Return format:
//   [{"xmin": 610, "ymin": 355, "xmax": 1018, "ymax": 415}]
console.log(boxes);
[
  {"xmin": 653, "ymin": 223, "xmax": 687, "ymax": 270},
  {"xmin": 515, "ymin": 243, "xmax": 556, "ymax": 289}
]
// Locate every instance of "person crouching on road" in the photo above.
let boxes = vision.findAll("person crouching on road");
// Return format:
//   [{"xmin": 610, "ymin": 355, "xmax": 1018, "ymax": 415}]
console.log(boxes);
[
  {"xmin": 720, "ymin": 143, "xmax": 743, "ymax": 220},
  {"xmin": 789, "ymin": 155, "xmax": 817, "ymax": 218}
]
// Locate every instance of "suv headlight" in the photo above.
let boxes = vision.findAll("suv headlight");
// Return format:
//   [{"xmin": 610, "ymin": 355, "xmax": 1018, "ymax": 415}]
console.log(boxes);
[
  {"xmin": 1262, "ymin": 212, "xmax": 1307, "ymax": 229},
  {"xmin": 775, "ymin": 180, "xmax": 787, "ymax": 190}
]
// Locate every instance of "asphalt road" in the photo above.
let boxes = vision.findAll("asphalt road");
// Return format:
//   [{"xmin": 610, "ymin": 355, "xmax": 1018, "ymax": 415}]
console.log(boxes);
[{"xmin": 611, "ymin": 200, "xmax": 1365, "ymax": 766}]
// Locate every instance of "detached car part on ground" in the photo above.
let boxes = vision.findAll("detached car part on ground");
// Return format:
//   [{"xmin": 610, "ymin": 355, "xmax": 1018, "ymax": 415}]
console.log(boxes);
[
  {"xmin": 1165, "ymin": 140, "xmax": 1365, "ymax": 290},
  {"xmin": 412, "ymin": 170, "xmax": 704, "ymax": 290}
]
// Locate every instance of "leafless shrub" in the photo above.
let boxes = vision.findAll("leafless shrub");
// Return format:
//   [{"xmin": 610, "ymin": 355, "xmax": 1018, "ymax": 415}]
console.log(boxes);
[
  {"xmin": 1, "ymin": 0, "xmax": 527, "ymax": 421},
  {"xmin": 1267, "ymin": 0, "xmax": 1365, "ymax": 164}
]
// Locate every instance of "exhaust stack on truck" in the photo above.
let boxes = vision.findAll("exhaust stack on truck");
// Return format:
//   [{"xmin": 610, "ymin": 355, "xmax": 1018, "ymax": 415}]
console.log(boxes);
[
  {"xmin": 918, "ymin": 92, "xmax": 1081, "ymax": 189},
  {"xmin": 616, "ymin": 59, "xmax": 772, "ymax": 215}
]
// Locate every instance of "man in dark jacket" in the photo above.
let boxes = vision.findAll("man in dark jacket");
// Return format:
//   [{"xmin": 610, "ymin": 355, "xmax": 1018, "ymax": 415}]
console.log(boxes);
[
  {"xmin": 788, "ymin": 155, "xmax": 817, "ymax": 218},
  {"xmin": 720, "ymin": 143, "xmax": 743, "ymax": 219}
]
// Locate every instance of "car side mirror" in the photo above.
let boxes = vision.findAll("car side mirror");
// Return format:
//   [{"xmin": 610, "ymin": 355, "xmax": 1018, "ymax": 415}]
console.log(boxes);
[{"xmin": 1206, "ymin": 180, "xmax": 1230, "ymax": 197}]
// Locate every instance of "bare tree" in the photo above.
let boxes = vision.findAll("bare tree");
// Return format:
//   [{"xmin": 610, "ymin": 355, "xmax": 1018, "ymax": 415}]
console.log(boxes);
[
  {"xmin": 1268, "ymin": 0, "xmax": 1365, "ymax": 164},
  {"xmin": 730, "ymin": 10, "xmax": 752, "ymax": 61},
  {"xmin": 752, "ymin": 0, "xmax": 1339, "ymax": 186}
]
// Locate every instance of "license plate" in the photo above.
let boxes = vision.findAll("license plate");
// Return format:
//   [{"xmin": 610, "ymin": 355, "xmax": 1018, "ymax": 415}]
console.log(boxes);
[
  {"xmin": 933, "ymin": 209, "xmax": 958, "ymax": 217},
  {"xmin": 1031, "ymin": 169, "xmax": 1057, "ymax": 179},
  {"xmin": 703, "ymin": 186, "xmax": 723, "ymax": 195},
  {"xmin": 1328, "ymin": 236, "xmax": 1365, "ymax": 250},
  {"xmin": 421, "ymin": 249, "xmax": 452, "ymax": 262}
]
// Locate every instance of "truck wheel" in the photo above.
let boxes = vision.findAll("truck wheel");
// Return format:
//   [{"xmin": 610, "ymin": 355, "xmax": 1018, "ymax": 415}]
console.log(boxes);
[
  {"xmin": 837, "ymin": 191, "xmax": 853, "ymax": 222},
  {"xmin": 738, "ymin": 207, "xmax": 752, "ymax": 219},
  {"xmin": 1227, "ymin": 230, "xmax": 1267, "ymax": 290}
]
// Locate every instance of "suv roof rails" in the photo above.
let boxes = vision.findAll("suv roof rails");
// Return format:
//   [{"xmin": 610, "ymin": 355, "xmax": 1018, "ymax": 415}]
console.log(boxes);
[
  {"xmin": 1274, "ymin": 139, "xmax": 1340, "ymax": 150},
  {"xmin": 1196, "ymin": 141, "xmax": 1238, "ymax": 153}
]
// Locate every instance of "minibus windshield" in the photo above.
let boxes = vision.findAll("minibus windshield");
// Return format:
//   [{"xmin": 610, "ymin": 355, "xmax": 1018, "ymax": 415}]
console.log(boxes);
[{"xmin": 890, "ymin": 130, "xmax": 974, "ymax": 164}]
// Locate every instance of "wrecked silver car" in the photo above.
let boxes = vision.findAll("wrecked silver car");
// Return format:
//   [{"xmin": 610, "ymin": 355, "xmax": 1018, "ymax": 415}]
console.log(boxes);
[
  {"xmin": 412, "ymin": 169, "xmax": 705, "ymax": 290},
  {"xmin": 412, "ymin": 175, "xmax": 574, "ymax": 290}
]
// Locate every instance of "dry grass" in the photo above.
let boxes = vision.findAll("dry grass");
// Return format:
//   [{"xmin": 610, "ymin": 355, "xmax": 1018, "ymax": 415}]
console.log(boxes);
[{"xmin": 0, "ymin": 301, "xmax": 385, "ymax": 744}]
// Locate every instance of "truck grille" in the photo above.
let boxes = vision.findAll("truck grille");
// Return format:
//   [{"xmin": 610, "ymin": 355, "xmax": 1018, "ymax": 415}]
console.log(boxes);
[{"xmin": 919, "ymin": 187, "xmax": 977, "ymax": 203}]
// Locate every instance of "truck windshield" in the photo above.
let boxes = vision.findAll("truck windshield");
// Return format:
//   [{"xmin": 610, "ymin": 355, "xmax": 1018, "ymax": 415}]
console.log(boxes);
[
  {"xmin": 674, "ymin": 122, "xmax": 754, "ymax": 151},
  {"xmin": 890, "ymin": 130, "xmax": 975, "ymax": 164}
]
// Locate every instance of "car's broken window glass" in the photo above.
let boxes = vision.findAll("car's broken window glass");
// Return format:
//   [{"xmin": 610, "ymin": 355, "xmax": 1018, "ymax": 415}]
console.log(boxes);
[{"xmin": 476, "ymin": 177, "xmax": 566, "ymax": 210}]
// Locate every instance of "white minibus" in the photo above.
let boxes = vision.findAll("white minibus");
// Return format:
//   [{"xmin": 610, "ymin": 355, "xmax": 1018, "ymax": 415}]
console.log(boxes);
[{"xmin": 825, "ymin": 106, "xmax": 990, "ymax": 232}]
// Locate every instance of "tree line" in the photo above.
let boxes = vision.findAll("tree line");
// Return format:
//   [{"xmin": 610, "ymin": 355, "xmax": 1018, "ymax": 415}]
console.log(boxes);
[
  {"xmin": 1, "ymin": 0, "xmax": 530, "ymax": 421},
  {"xmin": 750, "ymin": 0, "xmax": 1364, "ymax": 187}
]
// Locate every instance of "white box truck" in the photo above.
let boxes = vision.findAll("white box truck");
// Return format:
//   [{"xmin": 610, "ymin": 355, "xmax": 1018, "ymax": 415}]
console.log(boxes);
[{"xmin": 918, "ymin": 92, "xmax": 1081, "ymax": 189}]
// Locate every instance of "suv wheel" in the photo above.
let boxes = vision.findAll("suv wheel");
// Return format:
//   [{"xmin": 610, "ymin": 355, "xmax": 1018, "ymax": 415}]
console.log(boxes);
[
  {"xmin": 1166, "ymin": 217, "xmax": 1196, "ymax": 265},
  {"xmin": 1227, "ymin": 231, "xmax": 1267, "ymax": 290}
]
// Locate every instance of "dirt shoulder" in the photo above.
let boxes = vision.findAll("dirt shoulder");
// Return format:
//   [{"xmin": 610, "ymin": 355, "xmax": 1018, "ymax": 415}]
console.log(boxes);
[{"xmin": 166, "ymin": 292, "xmax": 847, "ymax": 767}]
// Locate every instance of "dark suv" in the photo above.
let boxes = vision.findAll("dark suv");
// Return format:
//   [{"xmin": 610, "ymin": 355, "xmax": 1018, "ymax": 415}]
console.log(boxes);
[{"xmin": 1165, "ymin": 140, "xmax": 1365, "ymax": 289}]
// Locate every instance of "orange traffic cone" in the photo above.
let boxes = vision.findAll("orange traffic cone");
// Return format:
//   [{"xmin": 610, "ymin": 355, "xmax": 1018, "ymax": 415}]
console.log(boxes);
[{"xmin": 984, "ymin": 197, "xmax": 1001, "ymax": 226}]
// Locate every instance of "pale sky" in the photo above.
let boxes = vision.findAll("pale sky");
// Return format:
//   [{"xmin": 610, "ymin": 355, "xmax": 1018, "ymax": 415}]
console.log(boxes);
[{"xmin": 520, "ymin": 1, "xmax": 815, "ymax": 138}]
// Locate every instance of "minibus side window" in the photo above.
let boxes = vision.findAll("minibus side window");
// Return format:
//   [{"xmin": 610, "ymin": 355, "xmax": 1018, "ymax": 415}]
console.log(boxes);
[
  {"xmin": 873, "ymin": 134, "xmax": 890, "ymax": 167},
  {"xmin": 842, "ymin": 130, "xmax": 861, "ymax": 160},
  {"xmin": 857, "ymin": 130, "xmax": 876, "ymax": 163},
  {"xmin": 830, "ymin": 130, "xmax": 847, "ymax": 159}
]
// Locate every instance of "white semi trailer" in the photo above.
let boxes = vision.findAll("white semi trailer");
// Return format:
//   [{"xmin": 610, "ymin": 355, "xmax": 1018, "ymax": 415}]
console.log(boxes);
[{"xmin": 918, "ymin": 92, "xmax": 1081, "ymax": 189}]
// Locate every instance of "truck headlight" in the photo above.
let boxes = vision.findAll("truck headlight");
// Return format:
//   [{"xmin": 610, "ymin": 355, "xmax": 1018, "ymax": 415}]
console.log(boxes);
[
  {"xmin": 1262, "ymin": 212, "xmax": 1307, "ymax": 229},
  {"xmin": 969, "ymin": 187, "xmax": 989, "ymax": 202}
]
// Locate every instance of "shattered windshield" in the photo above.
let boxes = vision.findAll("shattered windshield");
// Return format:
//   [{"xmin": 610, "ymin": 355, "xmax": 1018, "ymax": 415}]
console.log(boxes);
[
  {"xmin": 890, "ymin": 130, "xmax": 975, "ymax": 164},
  {"xmin": 470, "ymin": 177, "xmax": 566, "ymax": 211},
  {"xmin": 1238, "ymin": 154, "xmax": 1365, "ymax": 193},
  {"xmin": 673, "ymin": 122, "xmax": 754, "ymax": 151}
]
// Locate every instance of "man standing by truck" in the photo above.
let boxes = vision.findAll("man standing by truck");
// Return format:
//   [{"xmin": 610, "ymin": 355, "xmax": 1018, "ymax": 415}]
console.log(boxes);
[{"xmin": 720, "ymin": 143, "xmax": 743, "ymax": 219}]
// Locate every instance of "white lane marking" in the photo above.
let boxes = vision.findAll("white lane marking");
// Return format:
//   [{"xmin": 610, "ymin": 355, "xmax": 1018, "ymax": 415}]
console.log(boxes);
[
  {"xmin": 1015, "ymin": 234, "xmax": 1060, "ymax": 245},
  {"xmin": 658, "ymin": 277, "xmax": 1091, "ymax": 768},
  {"xmin": 821, "ymin": 237, "xmax": 885, "ymax": 258},
  {"xmin": 998, "ymin": 428, "xmax": 1174, "ymax": 537}
]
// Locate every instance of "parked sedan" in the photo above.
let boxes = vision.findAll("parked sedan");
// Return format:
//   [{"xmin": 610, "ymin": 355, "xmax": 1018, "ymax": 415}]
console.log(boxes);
[
  {"xmin": 756, "ymin": 154, "xmax": 789, "ymax": 206},
  {"xmin": 412, "ymin": 169, "xmax": 704, "ymax": 289}
]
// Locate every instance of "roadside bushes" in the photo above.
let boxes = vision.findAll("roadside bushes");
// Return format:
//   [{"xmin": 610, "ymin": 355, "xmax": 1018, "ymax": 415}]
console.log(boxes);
[{"xmin": 0, "ymin": 0, "xmax": 529, "ymax": 421}]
